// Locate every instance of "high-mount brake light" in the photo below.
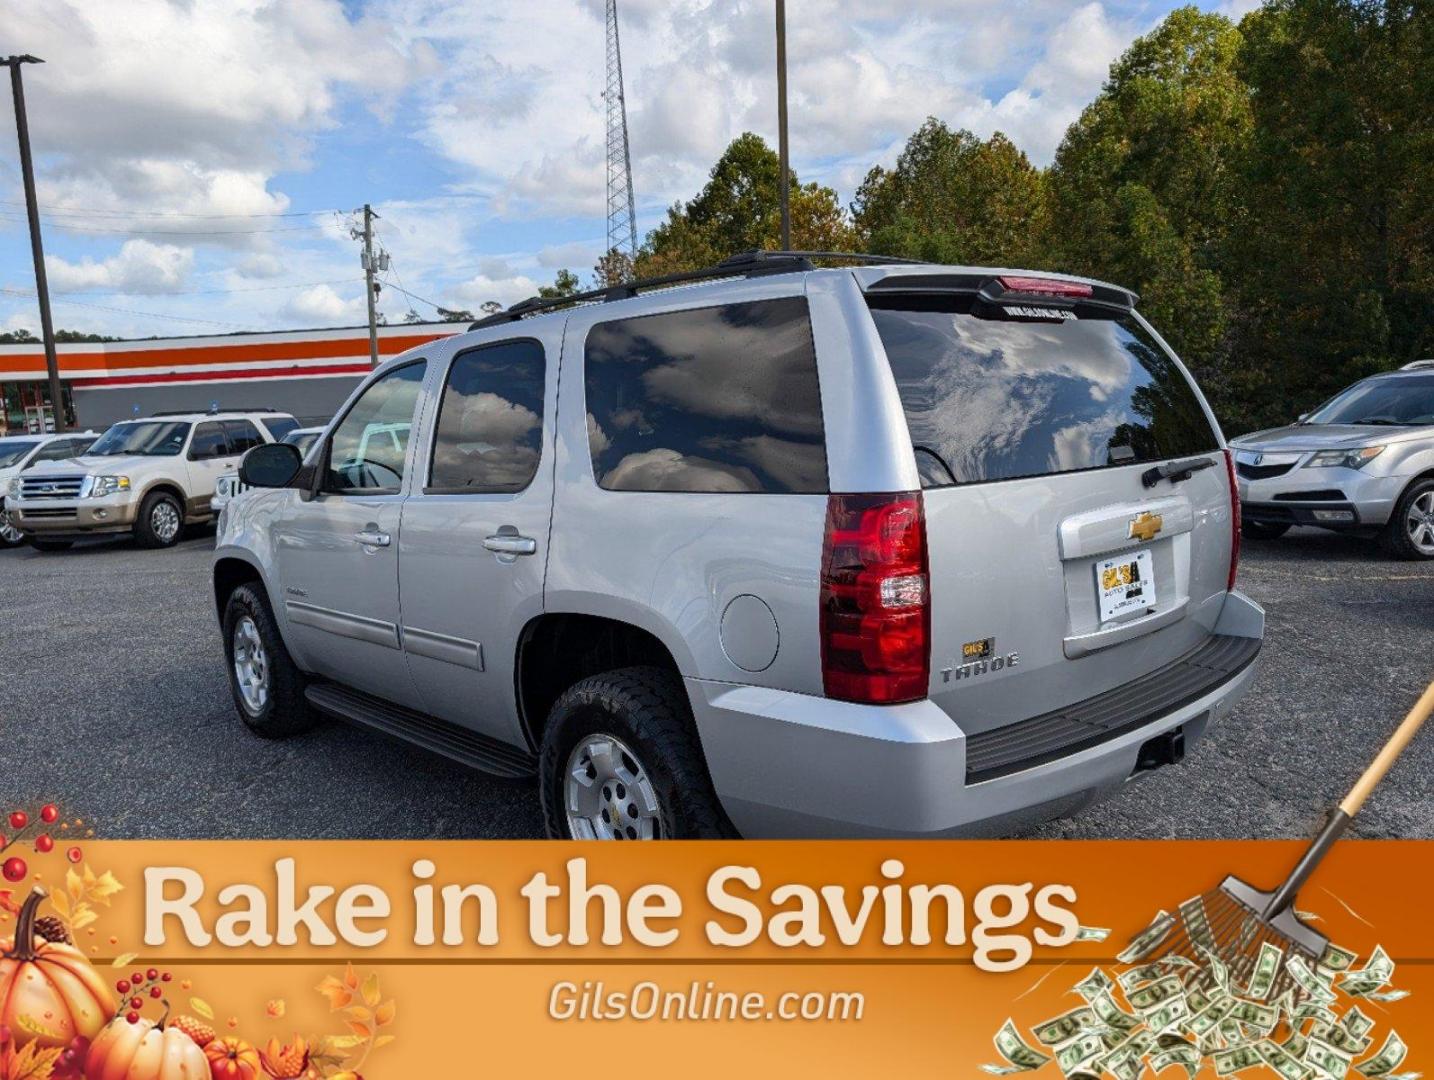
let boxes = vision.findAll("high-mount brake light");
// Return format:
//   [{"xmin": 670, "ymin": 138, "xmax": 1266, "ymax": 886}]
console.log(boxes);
[
  {"xmin": 997, "ymin": 276, "xmax": 1093, "ymax": 299},
  {"xmin": 1225, "ymin": 449, "xmax": 1241, "ymax": 591},
  {"xmin": 820, "ymin": 492, "xmax": 931, "ymax": 705}
]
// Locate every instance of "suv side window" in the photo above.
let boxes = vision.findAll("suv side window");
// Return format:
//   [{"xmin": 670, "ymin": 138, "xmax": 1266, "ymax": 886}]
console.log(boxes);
[
  {"xmin": 223, "ymin": 420, "xmax": 265, "ymax": 454},
  {"xmin": 428, "ymin": 339, "xmax": 545, "ymax": 493},
  {"xmin": 260, "ymin": 415, "xmax": 300, "ymax": 441},
  {"xmin": 584, "ymin": 297, "xmax": 827, "ymax": 493},
  {"xmin": 33, "ymin": 438, "xmax": 88, "ymax": 463},
  {"xmin": 324, "ymin": 362, "xmax": 427, "ymax": 493},
  {"xmin": 188, "ymin": 422, "xmax": 230, "ymax": 460}
]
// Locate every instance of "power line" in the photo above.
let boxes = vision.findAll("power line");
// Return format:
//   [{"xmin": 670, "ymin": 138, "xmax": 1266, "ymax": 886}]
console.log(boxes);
[
  {"xmin": 0, "ymin": 199, "xmax": 342, "ymax": 219},
  {"xmin": 0, "ymin": 210, "xmax": 335, "ymax": 237}
]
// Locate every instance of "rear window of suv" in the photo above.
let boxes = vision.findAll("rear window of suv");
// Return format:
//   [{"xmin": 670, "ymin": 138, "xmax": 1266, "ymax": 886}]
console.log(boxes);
[
  {"xmin": 584, "ymin": 297, "xmax": 827, "ymax": 493},
  {"xmin": 868, "ymin": 299, "xmax": 1219, "ymax": 487}
]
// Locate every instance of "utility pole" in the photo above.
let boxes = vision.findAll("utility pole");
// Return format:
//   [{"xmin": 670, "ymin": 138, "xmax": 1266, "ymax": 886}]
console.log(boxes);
[
  {"xmin": 4, "ymin": 55, "xmax": 66, "ymax": 432},
  {"xmin": 775, "ymin": 0, "xmax": 790, "ymax": 251},
  {"xmin": 361, "ymin": 203, "xmax": 379, "ymax": 367}
]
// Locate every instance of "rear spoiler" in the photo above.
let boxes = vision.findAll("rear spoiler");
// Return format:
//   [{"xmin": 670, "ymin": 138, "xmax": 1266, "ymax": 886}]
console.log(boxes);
[{"xmin": 864, "ymin": 272, "xmax": 1138, "ymax": 317}]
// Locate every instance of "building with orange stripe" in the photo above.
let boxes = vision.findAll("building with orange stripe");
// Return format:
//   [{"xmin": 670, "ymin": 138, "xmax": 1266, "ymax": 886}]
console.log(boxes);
[{"xmin": 0, "ymin": 321, "xmax": 465, "ymax": 434}]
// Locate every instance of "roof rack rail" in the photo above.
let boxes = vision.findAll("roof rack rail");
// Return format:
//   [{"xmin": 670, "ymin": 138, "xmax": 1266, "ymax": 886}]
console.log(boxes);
[
  {"xmin": 148, "ymin": 406, "xmax": 285, "ymax": 417},
  {"xmin": 468, "ymin": 249, "xmax": 923, "ymax": 330}
]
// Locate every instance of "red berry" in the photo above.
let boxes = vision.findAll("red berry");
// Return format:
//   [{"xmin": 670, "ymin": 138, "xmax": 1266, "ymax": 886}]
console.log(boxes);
[
  {"xmin": 35, "ymin": 834, "xmax": 54, "ymax": 853},
  {"xmin": 40, "ymin": 805, "xmax": 58, "ymax": 824},
  {"xmin": 150, "ymin": 986, "xmax": 162, "ymax": 999},
  {"xmin": 1, "ymin": 857, "xmax": 26, "ymax": 883},
  {"xmin": 131, "ymin": 972, "xmax": 143, "ymax": 986},
  {"xmin": 126, "ymin": 1012, "xmax": 139, "ymax": 1025},
  {"xmin": 129, "ymin": 997, "xmax": 143, "ymax": 1010},
  {"xmin": 8, "ymin": 811, "xmax": 26, "ymax": 830},
  {"xmin": 161, "ymin": 972, "xmax": 172, "ymax": 982},
  {"xmin": 146, "ymin": 968, "xmax": 159, "ymax": 981},
  {"xmin": 66, "ymin": 846, "xmax": 82, "ymax": 864},
  {"xmin": 116, "ymin": 980, "xmax": 130, "ymax": 994}
]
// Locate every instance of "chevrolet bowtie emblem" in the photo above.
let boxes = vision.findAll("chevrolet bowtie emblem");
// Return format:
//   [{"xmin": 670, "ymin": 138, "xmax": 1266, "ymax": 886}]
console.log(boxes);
[{"xmin": 1129, "ymin": 511, "xmax": 1164, "ymax": 543}]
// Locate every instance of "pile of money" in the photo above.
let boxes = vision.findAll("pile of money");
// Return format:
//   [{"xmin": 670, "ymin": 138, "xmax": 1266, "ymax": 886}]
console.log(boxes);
[{"xmin": 983, "ymin": 906, "xmax": 1415, "ymax": 1080}]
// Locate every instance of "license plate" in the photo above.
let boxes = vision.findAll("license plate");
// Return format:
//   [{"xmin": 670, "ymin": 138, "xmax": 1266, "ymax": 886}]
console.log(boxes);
[{"xmin": 1096, "ymin": 550, "xmax": 1157, "ymax": 624}]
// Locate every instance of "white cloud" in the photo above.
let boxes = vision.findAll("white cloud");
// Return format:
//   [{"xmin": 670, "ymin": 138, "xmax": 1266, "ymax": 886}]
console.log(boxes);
[
  {"xmin": 449, "ymin": 273, "xmax": 542, "ymax": 309},
  {"xmin": 283, "ymin": 284, "xmax": 366, "ymax": 322},
  {"xmin": 46, "ymin": 240, "xmax": 194, "ymax": 294}
]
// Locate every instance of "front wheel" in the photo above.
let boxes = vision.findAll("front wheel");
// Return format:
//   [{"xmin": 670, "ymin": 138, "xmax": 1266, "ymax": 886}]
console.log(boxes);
[
  {"xmin": 1241, "ymin": 520, "xmax": 1290, "ymax": 541},
  {"xmin": 1381, "ymin": 479, "xmax": 1434, "ymax": 560},
  {"xmin": 539, "ymin": 666, "xmax": 733, "ymax": 840},
  {"xmin": 222, "ymin": 583, "xmax": 320, "ymax": 737},
  {"xmin": 0, "ymin": 502, "xmax": 24, "ymax": 548},
  {"xmin": 134, "ymin": 490, "xmax": 184, "ymax": 548}
]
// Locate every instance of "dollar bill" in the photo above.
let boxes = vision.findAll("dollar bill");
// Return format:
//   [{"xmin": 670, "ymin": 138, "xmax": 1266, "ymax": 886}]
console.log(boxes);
[
  {"xmin": 1119, "ymin": 962, "xmax": 1170, "ymax": 992},
  {"xmin": 1056, "ymin": 1033, "xmax": 1107, "ymax": 1075},
  {"xmin": 1075, "ymin": 925, "xmax": 1112, "ymax": 942},
  {"xmin": 1341, "ymin": 947, "xmax": 1395, "ymax": 997},
  {"xmin": 1146, "ymin": 996, "xmax": 1191, "ymax": 1034},
  {"xmin": 1246, "ymin": 941, "xmax": 1284, "ymax": 1001},
  {"xmin": 1308, "ymin": 1037, "xmax": 1355, "ymax": 1079},
  {"xmin": 1343, "ymin": 1007, "xmax": 1376, "ymax": 1040},
  {"xmin": 1188, "ymin": 997, "xmax": 1237, "ymax": 1039},
  {"xmin": 1091, "ymin": 990, "xmax": 1141, "ymax": 1034},
  {"xmin": 1295, "ymin": 1000, "xmax": 1339, "ymax": 1028},
  {"xmin": 1320, "ymin": 943, "xmax": 1359, "ymax": 973},
  {"xmin": 1259, "ymin": 1038, "xmax": 1313, "ymax": 1080},
  {"xmin": 1288, "ymin": 955, "xmax": 1339, "ymax": 1005},
  {"xmin": 1283, "ymin": 1031, "xmax": 1309, "ymax": 1059},
  {"xmin": 985, "ymin": 1019, "xmax": 1053, "ymax": 1074},
  {"xmin": 1214, "ymin": 1045, "xmax": 1264, "ymax": 1076},
  {"xmin": 1128, "ymin": 975, "xmax": 1185, "ymax": 1014},
  {"xmin": 1200, "ymin": 945, "xmax": 1232, "ymax": 993},
  {"xmin": 1313, "ymin": 1020, "xmax": 1373, "ymax": 1056},
  {"xmin": 1363, "ymin": 989, "xmax": 1409, "ymax": 1003},
  {"xmin": 1151, "ymin": 1044, "xmax": 1201, "ymax": 1078},
  {"xmin": 1074, "ymin": 967, "xmax": 1114, "ymax": 1002},
  {"xmin": 1355, "ymin": 1032, "xmax": 1407, "ymax": 1078},
  {"xmin": 1034, "ymin": 1007, "xmax": 1099, "ymax": 1047},
  {"xmin": 1118, "ymin": 911, "xmax": 1176, "ymax": 964},
  {"xmin": 1179, "ymin": 895, "xmax": 1217, "ymax": 952},
  {"xmin": 1228, "ymin": 999, "xmax": 1279, "ymax": 1034}
]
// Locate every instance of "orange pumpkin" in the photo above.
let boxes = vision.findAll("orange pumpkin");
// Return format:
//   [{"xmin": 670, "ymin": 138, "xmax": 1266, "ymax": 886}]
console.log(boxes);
[
  {"xmin": 204, "ymin": 1036, "xmax": 261, "ymax": 1080},
  {"xmin": 85, "ymin": 1015, "xmax": 209, "ymax": 1080},
  {"xmin": 0, "ymin": 887, "xmax": 114, "ymax": 1050}
]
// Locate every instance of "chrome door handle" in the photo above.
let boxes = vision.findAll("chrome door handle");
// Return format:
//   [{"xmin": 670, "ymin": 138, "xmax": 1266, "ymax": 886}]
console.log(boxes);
[
  {"xmin": 355, "ymin": 529, "xmax": 391, "ymax": 547},
  {"xmin": 483, "ymin": 534, "xmax": 537, "ymax": 556}
]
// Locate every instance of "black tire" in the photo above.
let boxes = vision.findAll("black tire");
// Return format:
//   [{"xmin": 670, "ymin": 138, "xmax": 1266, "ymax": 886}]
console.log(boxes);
[
  {"xmin": 27, "ymin": 538, "xmax": 73, "ymax": 552},
  {"xmin": 1380, "ymin": 478, "xmax": 1434, "ymax": 560},
  {"xmin": 221, "ymin": 582, "xmax": 320, "ymax": 738},
  {"xmin": 0, "ymin": 503, "xmax": 23, "ymax": 548},
  {"xmin": 539, "ymin": 665, "xmax": 734, "ymax": 840},
  {"xmin": 1241, "ymin": 520, "xmax": 1290, "ymax": 541},
  {"xmin": 133, "ymin": 489, "xmax": 185, "ymax": 549}
]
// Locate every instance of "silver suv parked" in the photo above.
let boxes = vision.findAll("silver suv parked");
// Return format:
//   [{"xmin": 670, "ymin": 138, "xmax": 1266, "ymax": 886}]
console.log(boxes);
[
  {"xmin": 213, "ymin": 252, "xmax": 1263, "ymax": 838},
  {"xmin": 1230, "ymin": 363, "xmax": 1434, "ymax": 558}
]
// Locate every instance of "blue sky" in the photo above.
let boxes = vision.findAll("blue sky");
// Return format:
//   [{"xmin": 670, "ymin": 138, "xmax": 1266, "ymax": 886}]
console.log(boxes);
[{"xmin": 0, "ymin": 0, "xmax": 1255, "ymax": 340}]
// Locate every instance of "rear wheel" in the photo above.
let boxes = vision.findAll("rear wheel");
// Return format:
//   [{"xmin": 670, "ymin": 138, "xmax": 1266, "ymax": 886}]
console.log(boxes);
[
  {"xmin": 539, "ymin": 666, "xmax": 733, "ymax": 839},
  {"xmin": 1380, "ymin": 479, "xmax": 1434, "ymax": 560},
  {"xmin": 0, "ymin": 503, "xmax": 24, "ymax": 547},
  {"xmin": 27, "ymin": 538, "xmax": 72, "ymax": 552},
  {"xmin": 134, "ymin": 490, "xmax": 184, "ymax": 548},
  {"xmin": 222, "ymin": 582, "xmax": 319, "ymax": 737},
  {"xmin": 1241, "ymin": 520, "xmax": 1290, "ymax": 541}
]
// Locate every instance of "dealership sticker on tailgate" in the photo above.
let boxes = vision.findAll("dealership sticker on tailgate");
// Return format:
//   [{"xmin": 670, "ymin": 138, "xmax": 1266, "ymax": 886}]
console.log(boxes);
[{"xmin": 1096, "ymin": 549, "xmax": 1156, "ymax": 623}]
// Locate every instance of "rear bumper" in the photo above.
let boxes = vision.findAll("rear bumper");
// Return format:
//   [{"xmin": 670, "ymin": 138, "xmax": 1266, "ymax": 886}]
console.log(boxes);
[
  {"xmin": 1237, "ymin": 469, "xmax": 1404, "ymax": 528},
  {"xmin": 691, "ymin": 590, "xmax": 1264, "ymax": 838}
]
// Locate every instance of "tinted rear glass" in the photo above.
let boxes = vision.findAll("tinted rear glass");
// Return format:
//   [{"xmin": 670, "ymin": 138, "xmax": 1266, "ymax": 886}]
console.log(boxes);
[
  {"xmin": 869, "ymin": 301, "xmax": 1219, "ymax": 486},
  {"xmin": 584, "ymin": 297, "xmax": 827, "ymax": 493}
]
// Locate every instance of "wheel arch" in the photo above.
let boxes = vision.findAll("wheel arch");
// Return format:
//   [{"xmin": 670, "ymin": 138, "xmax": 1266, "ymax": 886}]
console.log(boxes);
[{"xmin": 213, "ymin": 553, "xmax": 267, "ymax": 621}]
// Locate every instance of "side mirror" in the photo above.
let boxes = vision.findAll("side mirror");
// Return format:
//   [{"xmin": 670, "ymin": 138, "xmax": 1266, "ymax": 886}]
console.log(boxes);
[{"xmin": 239, "ymin": 442, "xmax": 302, "ymax": 489}]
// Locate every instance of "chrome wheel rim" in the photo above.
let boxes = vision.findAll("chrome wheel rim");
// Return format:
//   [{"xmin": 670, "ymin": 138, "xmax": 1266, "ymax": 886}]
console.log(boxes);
[
  {"xmin": 564, "ymin": 734, "xmax": 663, "ymax": 840},
  {"xmin": 0, "ymin": 506, "xmax": 21, "ymax": 544},
  {"xmin": 232, "ymin": 616, "xmax": 269, "ymax": 714},
  {"xmin": 1408, "ymin": 491, "xmax": 1434, "ymax": 555},
  {"xmin": 151, "ymin": 500, "xmax": 181, "ymax": 543}
]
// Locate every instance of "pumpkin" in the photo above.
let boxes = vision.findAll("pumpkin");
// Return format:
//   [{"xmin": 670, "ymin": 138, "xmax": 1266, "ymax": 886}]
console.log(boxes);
[
  {"xmin": 204, "ymin": 1036, "xmax": 261, "ymax": 1080},
  {"xmin": 85, "ymin": 1014, "xmax": 209, "ymax": 1080},
  {"xmin": 0, "ymin": 887, "xmax": 114, "ymax": 1050}
]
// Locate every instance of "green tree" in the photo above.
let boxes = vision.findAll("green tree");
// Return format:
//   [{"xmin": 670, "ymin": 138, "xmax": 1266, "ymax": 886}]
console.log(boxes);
[
  {"xmin": 1044, "ymin": 7, "xmax": 1252, "ymax": 415},
  {"xmin": 635, "ymin": 133, "xmax": 855, "ymax": 276},
  {"xmin": 1230, "ymin": 0, "xmax": 1432, "ymax": 424},
  {"xmin": 537, "ymin": 268, "xmax": 582, "ymax": 299},
  {"xmin": 852, "ymin": 121, "xmax": 1047, "ymax": 265}
]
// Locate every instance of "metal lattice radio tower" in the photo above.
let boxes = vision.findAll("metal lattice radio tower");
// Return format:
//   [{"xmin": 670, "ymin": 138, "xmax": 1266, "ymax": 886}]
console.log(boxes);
[{"xmin": 603, "ymin": 0, "xmax": 637, "ymax": 257}]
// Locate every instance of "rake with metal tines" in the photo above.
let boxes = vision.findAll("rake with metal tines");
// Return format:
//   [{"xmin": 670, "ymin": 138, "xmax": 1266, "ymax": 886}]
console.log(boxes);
[{"xmin": 1134, "ymin": 678, "xmax": 1434, "ymax": 1003}]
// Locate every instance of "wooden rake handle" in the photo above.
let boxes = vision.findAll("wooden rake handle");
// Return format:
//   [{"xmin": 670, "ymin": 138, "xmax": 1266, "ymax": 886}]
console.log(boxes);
[
  {"xmin": 1339, "ymin": 678, "xmax": 1434, "ymax": 816},
  {"xmin": 1266, "ymin": 677, "xmax": 1434, "ymax": 919}
]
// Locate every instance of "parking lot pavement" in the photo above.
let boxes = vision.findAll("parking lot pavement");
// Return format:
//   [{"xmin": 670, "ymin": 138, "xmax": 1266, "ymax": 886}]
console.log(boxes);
[{"xmin": 1, "ymin": 528, "xmax": 1431, "ymax": 840}]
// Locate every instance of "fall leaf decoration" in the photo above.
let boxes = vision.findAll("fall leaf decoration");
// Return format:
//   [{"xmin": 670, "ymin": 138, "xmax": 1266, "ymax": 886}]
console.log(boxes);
[
  {"xmin": 0, "ymin": 1040, "xmax": 65, "ymax": 1080},
  {"xmin": 46, "ymin": 866, "xmax": 122, "ymax": 937},
  {"xmin": 310, "ymin": 965, "xmax": 393, "ymax": 1077}
]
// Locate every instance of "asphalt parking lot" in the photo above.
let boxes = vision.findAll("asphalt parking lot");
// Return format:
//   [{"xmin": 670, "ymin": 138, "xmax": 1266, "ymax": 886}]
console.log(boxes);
[{"xmin": 1, "ymin": 528, "xmax": 1431, "ymax": 840}]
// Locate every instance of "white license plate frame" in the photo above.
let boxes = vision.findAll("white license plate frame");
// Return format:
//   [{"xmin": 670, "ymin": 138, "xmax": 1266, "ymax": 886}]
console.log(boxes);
[{"xmin": 1096, "ymin": 549, "xmax": 1157, "ymax": 624}]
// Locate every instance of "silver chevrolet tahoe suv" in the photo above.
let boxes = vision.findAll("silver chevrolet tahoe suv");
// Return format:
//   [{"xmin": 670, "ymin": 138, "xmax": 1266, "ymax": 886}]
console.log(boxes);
[
  {"xmin": 213, "ymin": 253, "xmax": 1264, "ymax": 839},
  {"xmin": 1230, "ymin": 362, "xmax": 1434, "ymax": 559}
]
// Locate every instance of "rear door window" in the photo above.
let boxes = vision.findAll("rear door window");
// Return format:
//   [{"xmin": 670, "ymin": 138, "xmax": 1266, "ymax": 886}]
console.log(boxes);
[
  {"xmin": 429, "ymin": 339, "xmax": 546, "ymax": 493},
  {"xmin": 188, "ymin": 422, "xmax": 230, "ymax": 460},
  {"xmin": 260, "ymin": 415, "xmax": 300, "ymax": 440},
  {"xmin": 584, "ymin": 297, "xmax": 827, "ymax": 493},
  {"xmin": 222, "ymin": 420, "xmax": 265, "ymax": 454},
  {"xmin": 868, "ymin": 300, "xmax": 1219, "ymax": 486}
]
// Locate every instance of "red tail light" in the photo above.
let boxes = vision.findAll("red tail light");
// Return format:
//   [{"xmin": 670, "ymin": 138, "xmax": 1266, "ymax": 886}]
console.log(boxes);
[
  {"xmin": 1225, "ymin": 449, "xmax": 1241, "ymax": 590},
  {"xmin": 997, "ymin": 276, "xmax": 1093, "ymax": 299},
  {"xmin": 820, "ymin": 492, "xmax": 930, "ymax": 705}
]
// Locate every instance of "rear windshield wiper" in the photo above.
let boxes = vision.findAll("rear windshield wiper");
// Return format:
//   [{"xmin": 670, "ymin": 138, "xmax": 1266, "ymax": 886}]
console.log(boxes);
[
  {"xmin": 913, "ymin": 444, "xmax": 959, "ymax": 485},
  {"xmin": 1142, "ymin": 457, "xmax": 1217, "ymax": 489}
]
